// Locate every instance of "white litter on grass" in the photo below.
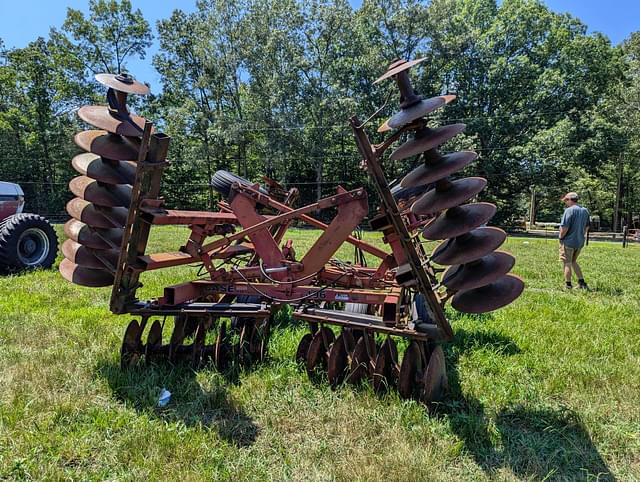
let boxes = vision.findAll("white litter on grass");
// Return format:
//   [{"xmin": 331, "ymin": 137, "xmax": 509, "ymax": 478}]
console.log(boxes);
[
  {"xmin": 157, "ymin": 388, "xmax": 171, "ymax": 407},
  {"xmin": 523, "ymin": 241, "xmax": 530, "ymax": 244}
]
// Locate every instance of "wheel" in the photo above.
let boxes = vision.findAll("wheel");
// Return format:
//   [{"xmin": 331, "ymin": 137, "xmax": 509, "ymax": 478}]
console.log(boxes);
[
  {"xmin": 412, "ymin": 293, "xmax": 430, "ymax": 322},
  {"xmin": 390, "ymin": 183, "xmax": 430, "ymax": 203},
  {"xmin": 0, "ymin": 213, "xmax": 58, "ymax": 272},
  {"xmin": 211, "ymin": 170, "xmax": 268, "ymax": 199}
]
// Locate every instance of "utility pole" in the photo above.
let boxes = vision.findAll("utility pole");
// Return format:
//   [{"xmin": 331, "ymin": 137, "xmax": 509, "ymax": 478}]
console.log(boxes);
[
  {"xmin": 529, "ymin": 186, "xmax": 537, "ymax": 228},
  {"xmin": 614, "ymin": 156, "xmax": 623, "ymax": 232}
]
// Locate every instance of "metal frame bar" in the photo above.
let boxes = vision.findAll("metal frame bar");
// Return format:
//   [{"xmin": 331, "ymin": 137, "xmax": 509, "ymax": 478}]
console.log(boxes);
[{"xmin": 349, "ymin": 116, "xmax": 453, "ymax": 340}]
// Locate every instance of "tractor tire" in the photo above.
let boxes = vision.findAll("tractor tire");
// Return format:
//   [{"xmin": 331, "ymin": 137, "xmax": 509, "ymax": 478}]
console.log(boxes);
[
  {"xmin": 413, "ymin": 293, "xmax": 435, "ymax": 325},
  {"xmin": 391, "ymin": 183, "xmax": 431, "ymax": 202},
  {"xmin": 0, "ymin": 213, "xmax": 58, "ymax": 272},
  {"xmin": 211, "ymin": 170, "xmax": 268, "ymax": 199}
]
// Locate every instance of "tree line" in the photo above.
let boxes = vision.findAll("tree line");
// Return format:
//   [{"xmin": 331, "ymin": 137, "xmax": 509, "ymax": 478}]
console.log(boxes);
[{"xmin": 1, "ymin": 0, "xmax": 639, "ymax": 228}]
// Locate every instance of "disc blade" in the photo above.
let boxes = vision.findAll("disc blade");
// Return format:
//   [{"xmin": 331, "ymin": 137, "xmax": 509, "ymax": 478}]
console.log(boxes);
[
  {"xmin": 95, "ymin": 73, "xmax": 150, "ymax": 95},
  {"xmin": 78, "ymin": 105, "xmax": 148, "ymax": 136},
  {"xmin": 372, "ymin": 337, "xmax": 398, "ymax": 393},
  {"xmin": 74, "ymin": 130, "xmax": 140, "ymax": 160},
  {"xmin": 421, "ymin": 345, "xmax": 448, "ymax": 404},
  {"xmin": 120, "ymin": 319, "xmax": 142, "ymax": 369},
  {"xmin": 374, "ymin": 58, "xmax": 426, "ymax": 84},
  {"xmin": 348, "ymin": 332, "xmax": 375, "ymax": 384},
  {"xmin": 145, "ymin": 320, "xmax": 164, "ymax": 365},
  {"xmin": 327, "ymin": 331, "xmax": 354, "ymax": 388},
  {"xmin": 64, "ymin": 219, "xmax": 123, "ymax": 249},
  {"xmin": 69, "ymin": 176, "xmax": 132, "ymax": 207},
  {"xmin": 398, "ymin": 341, "xmax": 423, "ymax": 399},
  {"xmin": 306, "ymin": 327, "xmax": 335, "ymax": 375},
  {"xmin": 66, "ymin": 198, "xmax": 128, "ymax": 228},
  {"xmin": 59, "ymin": 258, "xmax": 114, "ymax": 287},
  {"xmin": 61, "ymin": 239, "xmax": 119, "ymax": 270},
  {"xmin": 422, "ymin": 203, "xmax": 497, "ymax": 240},
  {"xmin": 214, "ymin": 321, "xmax": 230, "ymax": 371},
  {"xmin": 442, "ymin": 251, "xmax": 515, "ymax": 292},
  {"xmin": 401, "ymin": 151, "xmax": 478, "ymax": 187},
  {"xmin": 432, "ymin": 227, "xmax": 507, "ymax": 265},
  {"xmin": 390, "ymin": 124, "xmax": 466, "ymax": 161},
  {"xmin": 377, "ymin": 118, "xmax": 392, "ymax": 133},
  {"xmin": 295, "ymin": 333, "xmax": 313, "ymax": 364},
  {"xmin": 412, "ymin": 177, "xmax": 487, "ymax": 216},
  {"xmin": 451, "ymin": 274, "xmax": 524, "ymax": 314},
  {"xmin": 384, "ymin": 97, "xmax": 457, "ymax": 132},
  {"xmin": 72, "ymin": 153, "xmax": 136, "ymax": 185}
]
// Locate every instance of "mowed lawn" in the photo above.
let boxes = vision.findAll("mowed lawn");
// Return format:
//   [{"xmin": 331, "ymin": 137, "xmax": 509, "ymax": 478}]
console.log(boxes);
[{"xmin": 1, "ymin": 226, "xmax": 639, "ymax": 481}]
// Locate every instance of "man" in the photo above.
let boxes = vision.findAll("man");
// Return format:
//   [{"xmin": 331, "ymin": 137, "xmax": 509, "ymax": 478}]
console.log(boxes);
[{"xmin": 559, "ymin": 192, "xmax": 590, "ymax": 289}]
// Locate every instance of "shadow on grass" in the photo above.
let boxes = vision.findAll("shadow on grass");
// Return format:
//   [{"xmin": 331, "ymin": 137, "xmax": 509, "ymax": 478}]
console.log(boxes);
[
  {"xmin": 95, "ymin": 359, "xmax": 259, "ymax": 447},
  {"xmin": 587, "ymin": 285, "xmax": 625, "ymax": 297},
  {"xmin": 438, "ymin": 328, "xmax": 614, "ymax": 481}
]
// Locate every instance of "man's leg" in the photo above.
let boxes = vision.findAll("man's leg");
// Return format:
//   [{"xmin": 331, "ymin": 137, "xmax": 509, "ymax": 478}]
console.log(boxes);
[
  {"xmin": 572, "ymin": 260, "xmax": 583, "ymax": 280},
  {"xmin": 564, "ymin": 262, "xmax": 573, "ymax": 284},
  {"xmin": 572, "ymin": 249, "xmax": 588, "ymax": 289},
  {"xmin": 560, "ymin": 244, "xmax": 573, "ymax": 287}
]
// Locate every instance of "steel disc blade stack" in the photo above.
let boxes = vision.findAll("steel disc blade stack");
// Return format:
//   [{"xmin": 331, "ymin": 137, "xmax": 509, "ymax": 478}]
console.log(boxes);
[
  {"xmin": 377, "ymin": 58, "xmax": 523, "ymax": 314},
  {"xmin": 60, "ymin": 73, "xmax": 150, "ymax": 287}
]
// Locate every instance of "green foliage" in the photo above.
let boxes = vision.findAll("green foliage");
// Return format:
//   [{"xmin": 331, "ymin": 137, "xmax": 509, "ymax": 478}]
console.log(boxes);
[
  {"xmin": 0, "ymin": 38, "xmax": 81, "ymax": 212},
  {"xmin": 50, "ymin": 0, "xmax": 152, "ymax": 75},
  {"xmin": 0, "ymin": 0, "xmax": 639, "ymax": 226},
  {"xmin": 0, "ymin": 0, "xmax": 152, "ymax": 215}
]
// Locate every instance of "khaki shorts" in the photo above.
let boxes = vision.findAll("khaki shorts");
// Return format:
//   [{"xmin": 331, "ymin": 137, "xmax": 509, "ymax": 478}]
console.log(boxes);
[{"xmin": 559, "ymin": 244, "xmax": 581, "ymax": 263}]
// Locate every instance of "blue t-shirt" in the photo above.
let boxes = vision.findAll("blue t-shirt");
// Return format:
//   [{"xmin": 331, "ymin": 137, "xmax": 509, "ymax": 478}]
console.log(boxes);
[{"xmin": 560, "ymin": 205, "xmax": 590, "ymax": 249}]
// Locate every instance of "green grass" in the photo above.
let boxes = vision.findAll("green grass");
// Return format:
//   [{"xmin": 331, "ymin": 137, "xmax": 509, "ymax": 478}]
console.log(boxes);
[{"xmin": 1, "ymin": 227, "xmax": 639, "ymax": 481}]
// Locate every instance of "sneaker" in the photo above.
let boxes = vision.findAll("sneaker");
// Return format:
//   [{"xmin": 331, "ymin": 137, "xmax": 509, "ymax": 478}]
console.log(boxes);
[
  {"xmin": 564, "ymin": 283, "xmax": 573, "ymax": 290},
  {"xmin": 577, "ymin": 281, "xmax": 589, "ymax": 290}
]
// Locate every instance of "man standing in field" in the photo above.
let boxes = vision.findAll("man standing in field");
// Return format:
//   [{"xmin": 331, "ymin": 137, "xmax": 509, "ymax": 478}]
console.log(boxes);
[{"xmin": 559, "ymin": 192, "xmax": 590, "ymax": 289}]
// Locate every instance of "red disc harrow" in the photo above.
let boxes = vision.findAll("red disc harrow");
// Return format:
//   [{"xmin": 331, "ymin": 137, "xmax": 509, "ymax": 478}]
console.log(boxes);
[{"xmin": 60, "ymin": 60, "xmax": 524, "ymax": 405}]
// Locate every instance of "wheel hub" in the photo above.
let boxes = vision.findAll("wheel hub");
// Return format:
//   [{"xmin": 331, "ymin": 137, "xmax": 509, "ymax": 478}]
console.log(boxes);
[{"xmin": 17, "ymin": 228, "xmax": 50, "ymax": 266}]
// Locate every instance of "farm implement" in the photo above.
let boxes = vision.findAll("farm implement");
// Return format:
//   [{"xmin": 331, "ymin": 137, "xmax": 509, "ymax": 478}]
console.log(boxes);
[{"xmin": 60, "ymin": 59, "xmax": 524, "ymax": 404}]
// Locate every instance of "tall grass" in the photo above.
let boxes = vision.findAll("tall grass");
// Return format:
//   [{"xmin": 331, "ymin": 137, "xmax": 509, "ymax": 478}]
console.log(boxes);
[{"xmin": 0, "ymin": 227, "xmax": 638, "ymax": 480}]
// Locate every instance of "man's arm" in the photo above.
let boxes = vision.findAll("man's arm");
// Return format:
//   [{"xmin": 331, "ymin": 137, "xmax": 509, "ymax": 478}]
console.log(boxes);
[
  {"xmin": 559, "ymin": 210, "xmax": 570, "ymax": 240},
  {"xmin": 584, "ymin": 209, "xmax": 590, "ymax": 235},
  {"xmin": 560, "ymin": 226, "xmax": 569, "ymax": 239}
]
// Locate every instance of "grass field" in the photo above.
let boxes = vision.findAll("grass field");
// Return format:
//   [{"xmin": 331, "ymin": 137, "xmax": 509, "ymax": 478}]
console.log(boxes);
[{"xmin": 1, "ymin": 226, "xmax": 639, "ymax": 481}]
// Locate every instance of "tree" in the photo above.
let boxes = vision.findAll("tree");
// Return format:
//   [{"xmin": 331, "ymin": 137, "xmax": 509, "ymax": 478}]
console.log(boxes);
[
  {"xmin": 154, "ymin": 1, "xmax": 251, "ymax": 209},
  {"xmin": 0, "ymin": 38, "xmax": 83, "ymax": 213},
  {"xmin": 422, "ymin": 0, "xmax": 623, "ymax": 224},
  {"xmin": 50, "ymin": 0, "xmax": 152, "ymax": 76}
]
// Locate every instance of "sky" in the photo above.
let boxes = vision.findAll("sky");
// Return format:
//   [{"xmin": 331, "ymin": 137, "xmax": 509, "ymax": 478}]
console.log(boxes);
[{"xmin": 0, "ymin": 0, "xmax": 638, "ymax": 93}]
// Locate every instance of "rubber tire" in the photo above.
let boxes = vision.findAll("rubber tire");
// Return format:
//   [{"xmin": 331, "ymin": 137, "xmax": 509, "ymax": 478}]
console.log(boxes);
[
  {"xmin": 211, "ymin": 170, "xmax": 268, "ymax": 199},
  {"xmin": 391, "ymin": 183, "xmax": 431, "ymax": 202},
  {"xmin": 0, "ymin": 213, "xmax": 58, "ymax": 272},
  {"xmin": 413, "ymin": 293, "xmax": 435, "ymax": 324}
]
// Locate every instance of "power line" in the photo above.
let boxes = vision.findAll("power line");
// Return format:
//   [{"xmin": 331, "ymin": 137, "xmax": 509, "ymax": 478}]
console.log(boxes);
[{"xmin": 130, "ymin": 106, "xmax": 618, "ymax": 132}]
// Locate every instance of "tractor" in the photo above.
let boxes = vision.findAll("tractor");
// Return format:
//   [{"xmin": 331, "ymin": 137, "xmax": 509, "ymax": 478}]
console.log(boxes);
[{"xmin": 0, "ymin": 181, "xmax": 58, "ymax": 272}]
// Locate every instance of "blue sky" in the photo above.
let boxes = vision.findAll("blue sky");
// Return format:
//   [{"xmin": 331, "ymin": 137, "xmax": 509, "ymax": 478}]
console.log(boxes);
[{"xmin": 1, "ymin": 0, "xmax": 638, "ymax": 93}]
